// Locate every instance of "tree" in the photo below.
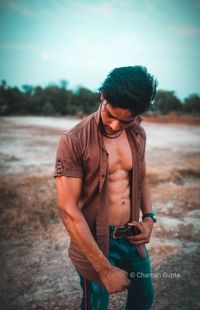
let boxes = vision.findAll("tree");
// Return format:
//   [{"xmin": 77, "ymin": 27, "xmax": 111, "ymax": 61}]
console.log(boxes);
[
  {"xmin": 29, "ymin": 86, "xmax": 44, "ymax": 114},
  {"xmin": 153, "ymin": 90, "xmax": 182, "ymax": 114},
  {"xmin": 3, "ymin": 87, "xmax": 26, "ymax": 115},
  {"xmin": 43, "ymin": 86, "xmax": 71, "ymax": 115},
  {"xmin": 183, "ymin": 94, "xmax": 200, "ymax": 114},
  {"xmin": 75, "ymin": 87, "xmax": 99, "ymax": 114},
  {"xmin": 59, "ymin": 80, "xmax": 68, "ymax": 90},
  {"xmin": 0, "ymin": 82, "xmax": 8, "ymax": 114},
  {"xmin": 41, "ymin": 101, "xmax": 55, "ymax": 115},
  {"xmin": 22, "ymin": 84, "xmax": 34, "ymax": 95},
  {"xmin": 0, "ymin": 80, "xmax": 7, "ymax": 89}
]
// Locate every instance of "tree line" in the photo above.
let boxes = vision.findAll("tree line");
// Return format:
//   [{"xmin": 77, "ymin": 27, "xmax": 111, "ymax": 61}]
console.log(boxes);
[{"xmin": 0, "ymin": 80, "xmax": 199, "ymax": 116}]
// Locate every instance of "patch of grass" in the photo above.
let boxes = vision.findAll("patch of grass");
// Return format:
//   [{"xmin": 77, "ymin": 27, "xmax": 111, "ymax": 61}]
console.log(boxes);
[{"xmin": 0, "ymin": 174, "xmax": 59, "ymax": 240}]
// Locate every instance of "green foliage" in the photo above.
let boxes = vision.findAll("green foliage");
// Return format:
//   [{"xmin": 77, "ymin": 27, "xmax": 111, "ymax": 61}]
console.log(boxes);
[
  {"xmin": 0, "ymin": 80, "xmax": 100, "ymax": 116},
  {"xmin": 74, "ymin": 87, "xmax": 99, "ymax": 114},
  {"xmin": 183, "ymin": 94, "xmax": 200, "ymax": 114},
  {"xmin": 153, "ymin": 90, "xmax": 182, "ymax": 115},
  {"xmin": 0, "ymin": 80, "xmax": 199, "ymax": 116},
  {"xmin": 0, "ymin": 86, "xmax": 26, "ymax": 115}
]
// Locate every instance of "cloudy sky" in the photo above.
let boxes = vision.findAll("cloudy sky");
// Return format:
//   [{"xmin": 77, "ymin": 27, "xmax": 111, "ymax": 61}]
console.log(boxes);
[{"xmin": 0, "ymin": 0, "xmax": 199, "ymax": 99}]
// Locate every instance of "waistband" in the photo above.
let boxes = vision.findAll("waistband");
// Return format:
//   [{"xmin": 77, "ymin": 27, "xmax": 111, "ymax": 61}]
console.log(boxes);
[
  {"xmin": 109, "ymin": 225, "xmax": 122, "ymax": 234},
  {"xmin": 109, "ymin": 224, "xmax": 128, "ymax": 239},
  {"xmin": 109, "ymin": 223, "xmax": 140, "ymax": 239}
]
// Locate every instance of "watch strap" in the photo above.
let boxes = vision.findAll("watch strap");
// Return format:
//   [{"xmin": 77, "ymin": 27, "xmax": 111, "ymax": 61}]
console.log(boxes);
[{"xmin": 142, "ymin": 212, "xmax": 157, "ymax": 222}]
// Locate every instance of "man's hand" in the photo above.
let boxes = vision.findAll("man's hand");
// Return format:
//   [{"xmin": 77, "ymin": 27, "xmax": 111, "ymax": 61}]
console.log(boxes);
[
  {"xmin": 126, "ymin": 219, "xmax": 154, "ymax": 245},
  {"xmin": 99, "ymin": 265, "xmax": 130, "ymax": 294}
]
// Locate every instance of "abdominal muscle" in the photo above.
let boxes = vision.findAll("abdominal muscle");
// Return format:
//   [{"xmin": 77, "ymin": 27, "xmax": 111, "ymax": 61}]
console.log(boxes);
[
  {"xmin": 102, "ymin": 130, "xmax": 133, "ymax": 226},
  {"xmin": 108, "ymin": 168, "xmax": 131, "ymax": 226}
]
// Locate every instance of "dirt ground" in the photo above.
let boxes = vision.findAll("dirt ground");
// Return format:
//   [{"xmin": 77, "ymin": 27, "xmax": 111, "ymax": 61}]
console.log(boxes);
[{"xmin": 0, "ymin": 116, "xmax": 200, "ymax": 310}]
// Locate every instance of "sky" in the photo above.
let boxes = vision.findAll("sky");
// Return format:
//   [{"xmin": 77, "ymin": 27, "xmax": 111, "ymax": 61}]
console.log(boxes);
[{"xmin": 0, "ymin": 0, "xmax": 200, "ymax": 99}]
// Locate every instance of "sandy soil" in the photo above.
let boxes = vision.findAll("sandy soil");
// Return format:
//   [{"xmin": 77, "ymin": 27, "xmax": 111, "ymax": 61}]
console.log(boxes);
[{"xmin": 0, "ymin": 116, "xmax": 200, "ymax": 310}]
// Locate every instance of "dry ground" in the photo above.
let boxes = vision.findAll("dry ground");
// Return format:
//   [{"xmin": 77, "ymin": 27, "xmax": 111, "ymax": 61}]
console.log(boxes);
[{"xmin": 0, "ymin": 116, "xmax": 200, "ymax": 310}]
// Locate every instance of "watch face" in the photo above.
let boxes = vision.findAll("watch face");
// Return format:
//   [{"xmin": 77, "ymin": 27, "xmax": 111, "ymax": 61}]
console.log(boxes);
[{"xmin": 152, "ymin": 215, "xmax": 157, "ymax": 222}]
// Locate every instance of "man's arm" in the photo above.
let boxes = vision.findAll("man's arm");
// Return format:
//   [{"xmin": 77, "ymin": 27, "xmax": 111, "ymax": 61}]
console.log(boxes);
[
  {"xmin": 140, "ymin": 161, "xmax": 153, "ymax": 214},
  {"xmin": 56, "ymin": 176, "xmax": 130, "ymax": 293},
  {"xmin": 127, "ymin": 162, "xmax": 154, "ymax": 245}
]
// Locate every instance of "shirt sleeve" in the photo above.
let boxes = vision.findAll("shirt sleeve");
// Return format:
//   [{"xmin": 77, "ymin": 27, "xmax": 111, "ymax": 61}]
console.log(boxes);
[
  {"xmin": 54, "ymin": 134, "xmax": 83, "ymax": 178},
  {"xmin": 136, "ymin": 126, "xmax": 146, "ymax": 163},
  {"xmin": 141, "ymin": 127, "xmax": 146, "ymax": 162}
]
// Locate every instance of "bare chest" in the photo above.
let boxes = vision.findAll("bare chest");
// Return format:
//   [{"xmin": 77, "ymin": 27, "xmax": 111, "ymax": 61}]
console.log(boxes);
[{"xmin": 102, "ymin": 131, "xmax": 133, "ymax": 173}]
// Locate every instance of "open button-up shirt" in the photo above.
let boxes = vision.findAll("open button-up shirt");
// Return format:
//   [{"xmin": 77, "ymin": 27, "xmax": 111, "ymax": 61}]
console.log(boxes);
[{"xmin": 54, "ymin": 105, "xmax": 147, "ymax": 283}]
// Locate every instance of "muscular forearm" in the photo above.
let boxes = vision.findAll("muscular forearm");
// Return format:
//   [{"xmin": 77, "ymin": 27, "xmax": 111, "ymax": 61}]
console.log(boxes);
[
  {"xmin": 59, "ymin": 205, "xmax": 111, "ymax": 273},
  {"xmin": 55, "ymin": 177, "xmax": 130, "ymax": 294},
  {"xmin": 141, "ymin": 177, "xmax": 152, "ymax": 214},
  {"xmin": 127, "ymin": 176, "xmax": 154, "ymax": 245}
]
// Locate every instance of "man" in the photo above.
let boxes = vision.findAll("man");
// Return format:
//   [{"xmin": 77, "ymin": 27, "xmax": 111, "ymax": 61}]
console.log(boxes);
[{"xmin": 54, "ymin": 66, "xmax": 158, "ymax": 309}]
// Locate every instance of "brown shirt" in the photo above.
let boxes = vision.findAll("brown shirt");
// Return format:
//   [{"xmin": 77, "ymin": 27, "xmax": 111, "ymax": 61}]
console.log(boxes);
[{"xmin": 54, "ymin": 105, "xmax": 147, "ymax": 283}]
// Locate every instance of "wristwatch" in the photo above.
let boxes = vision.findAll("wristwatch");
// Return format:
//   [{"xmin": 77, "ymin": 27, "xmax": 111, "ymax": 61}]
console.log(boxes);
[{"xmin": 142, "ymin": 212, "xmax": 157, "ymax": 223}]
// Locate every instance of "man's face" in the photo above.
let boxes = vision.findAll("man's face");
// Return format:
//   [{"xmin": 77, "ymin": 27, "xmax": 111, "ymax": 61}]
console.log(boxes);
[{"xmin": 100, "ymin": 100, "xmax": 135, "ymax": 136}]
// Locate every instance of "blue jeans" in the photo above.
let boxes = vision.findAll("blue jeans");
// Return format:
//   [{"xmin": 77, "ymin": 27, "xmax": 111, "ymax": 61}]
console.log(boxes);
[{"xmin": 79, "ymin": 233, "xmax": 154, "ymax": 309}]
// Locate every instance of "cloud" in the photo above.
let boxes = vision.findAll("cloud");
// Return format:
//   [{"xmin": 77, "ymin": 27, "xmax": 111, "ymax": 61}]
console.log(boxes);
[
  {"xmin": 3, "ymin": 0, "xmax": 114, "ymax": 20},
  {"xmin": 66, "ymin": 0, "xmax": 113, "ymax": 17},
  {"xmin": 0, "ymin": 0, "xmax": 42, "ymax": 18},
  {"xmin": 0, "ymin": 0, "xmax": 112, "ymax": 24},
  {"xmin": 39, "ymin": 50, "xmax": 73, "ymax": 65},
  {"xmin": 0, "ymin": 0, "xmax": 67, "ymax": 20},
  {"xmin": 171, "ymin": 26, "xmax": 200, "ymax": 37},
  {"xmin": 0, "ymin": 43, "xmax": 41, "ymax": 54},
  {"xmin": 40, "ymin": 52, "xmax": 50, "ymax": 60},
  {"xmin": 0, "ymin": 43, "xmax": 75, "ymax": 67},
  {"xmin": 0, "ymin": 43, "xmax": 58, "ymax": 61}
]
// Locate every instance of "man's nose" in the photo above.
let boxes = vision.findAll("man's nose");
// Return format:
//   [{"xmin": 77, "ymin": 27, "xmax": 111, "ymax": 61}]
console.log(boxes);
[{"xmin": 109, "ymin": 119, "xmax": 121, "ymax": 131}]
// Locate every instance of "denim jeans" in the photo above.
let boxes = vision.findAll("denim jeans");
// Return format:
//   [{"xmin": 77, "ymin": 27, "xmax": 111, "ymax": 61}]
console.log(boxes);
[{"xmin": 79, "ymin": 232, "xmax": 154, "ymax": 310}]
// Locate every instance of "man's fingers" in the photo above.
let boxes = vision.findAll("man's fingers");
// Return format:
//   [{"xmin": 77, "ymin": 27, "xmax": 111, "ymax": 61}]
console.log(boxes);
[
  {"xmin": 127, "ymin": 236, "xmax": 147, "ymax": 244},
  {"xmin": 128, "ymin": 221, "xmax": 141, "ymax": 228},
  {"xmin": 128, "ymin": 221, "xmax": 144, "ymax": 233},
  {"xmin": 127, "ymin": 233, "xmax": 145, "ymax": 241},
  {"xmin": 128, "ymin": 239, "xmax": 147, "ymax": 245},
  {"xmin": 125, "ymin": 270, "xmax": 129, "ymax": 277},
  {"xmin": 122, "ymin": 279, "xmax": 131, "ymax": 291}
]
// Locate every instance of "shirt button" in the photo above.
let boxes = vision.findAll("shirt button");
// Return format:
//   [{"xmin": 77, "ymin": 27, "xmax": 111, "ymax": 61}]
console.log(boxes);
[{"xmin": 101, "ymin": 174, "xmax": 105, "ymax": 177}]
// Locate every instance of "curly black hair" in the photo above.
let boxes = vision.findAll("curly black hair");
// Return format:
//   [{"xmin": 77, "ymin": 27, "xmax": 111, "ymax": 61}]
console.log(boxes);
[{"xmin": 98, "ymin": 66, "xmax": 158, "ymax": 115}]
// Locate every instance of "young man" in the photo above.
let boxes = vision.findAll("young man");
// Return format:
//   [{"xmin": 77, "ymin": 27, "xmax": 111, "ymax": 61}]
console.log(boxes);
[{"xmin": 54, "ymin": 66, "xmax": 158, "ymax": 309}]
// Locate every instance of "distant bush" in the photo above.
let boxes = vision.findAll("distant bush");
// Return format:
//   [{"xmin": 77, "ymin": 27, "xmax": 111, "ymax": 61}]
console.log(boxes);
[
  {"xmin": 183, "ymin": 94, "xmax": 200, "ymax": 114},
  {"xmin": 0, "ymin": 80, "xmax": 99, "ymax": 116},
  {"xmin": 0, "ymin": 80, "xmax": 199, "ymax": 116},
  {"xmin": 152, "ymin": 90, "xmax": 182, "ymax": 115}
]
